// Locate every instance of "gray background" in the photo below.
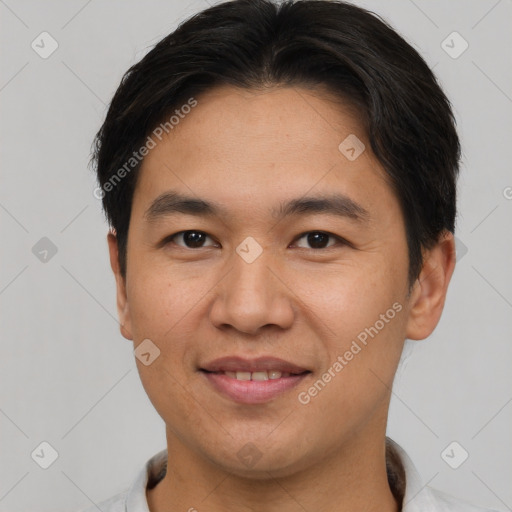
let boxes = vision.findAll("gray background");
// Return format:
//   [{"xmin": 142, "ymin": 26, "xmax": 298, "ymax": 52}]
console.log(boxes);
[{"xmin": 1, "ymin": 0, "xmax": 511, "ymax": 510}]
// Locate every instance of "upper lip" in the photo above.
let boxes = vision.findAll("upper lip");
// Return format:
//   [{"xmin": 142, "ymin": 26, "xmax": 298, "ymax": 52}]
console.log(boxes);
[{"xmin": 200, "ymin": 356, "xmax": 310, "ymax": 374}]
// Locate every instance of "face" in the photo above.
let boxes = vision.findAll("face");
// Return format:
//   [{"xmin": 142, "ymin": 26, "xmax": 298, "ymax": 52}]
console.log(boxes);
[{"xmin": 108, "ymin": 85, "xmax": 454, "ymax": 478}]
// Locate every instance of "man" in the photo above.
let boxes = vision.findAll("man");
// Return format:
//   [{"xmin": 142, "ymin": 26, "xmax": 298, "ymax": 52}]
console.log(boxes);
[{"xmin": 84, "ymin": 0, "xmax": 496, "ymax": 510}]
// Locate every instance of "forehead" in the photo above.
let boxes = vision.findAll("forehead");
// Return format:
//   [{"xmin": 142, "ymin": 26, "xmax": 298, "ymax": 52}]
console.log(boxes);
[{"xmin": 132, "ymin": 85, "xmax": 395, "ymax": 222}]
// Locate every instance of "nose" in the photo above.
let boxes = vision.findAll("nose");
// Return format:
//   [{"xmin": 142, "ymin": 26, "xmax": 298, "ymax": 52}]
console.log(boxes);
[{"xmin": 209, "ymin": 248, "xmax": 295, "ymax": 335}]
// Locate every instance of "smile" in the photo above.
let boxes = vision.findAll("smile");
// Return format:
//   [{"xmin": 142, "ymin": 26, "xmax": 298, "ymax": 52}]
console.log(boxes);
[{"xmin": 200, "ymin": 369, "xmax": 310, "ymax": 404}]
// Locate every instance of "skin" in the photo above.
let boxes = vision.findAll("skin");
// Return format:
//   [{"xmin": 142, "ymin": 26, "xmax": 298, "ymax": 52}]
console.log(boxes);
[{"xmin": 107, "ymin": 85, "xmax": 456, "ymax": 512}]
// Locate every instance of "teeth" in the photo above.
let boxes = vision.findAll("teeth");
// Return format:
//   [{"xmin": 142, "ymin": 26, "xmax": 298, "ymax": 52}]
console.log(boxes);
[
  {"xmin": 221, "ymin": 370, "xmax": 288, "ymax": 380},
  {"xmin": 251, "ymin": 371, "xmax": 269, "ymax": 381}
]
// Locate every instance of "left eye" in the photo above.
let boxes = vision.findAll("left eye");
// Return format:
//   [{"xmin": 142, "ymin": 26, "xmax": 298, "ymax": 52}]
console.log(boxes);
[
  {"xmin": 293, "ymin": 231, "xmax": 342, "ymax": 249},
  {"xmin": 167, "ymin": 230, "xmax": 217, "ymax": 248}
]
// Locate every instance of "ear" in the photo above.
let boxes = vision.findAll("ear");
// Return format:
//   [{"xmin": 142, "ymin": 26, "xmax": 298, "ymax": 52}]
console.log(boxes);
[
  {"xmin": 107, "ymin": 231, "xmax": 133, "ymax": 340},
  {"xmin": 405, "ymin": 230, "xmax": 456, "ymax": 341}
]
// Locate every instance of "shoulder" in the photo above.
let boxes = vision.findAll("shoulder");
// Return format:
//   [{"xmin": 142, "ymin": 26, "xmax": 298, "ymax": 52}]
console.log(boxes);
[
  {"xmin": 427, "ymin": 488, "xmax": 501, "ymax": 512},
  {"xmin": 387, "ymin": 438, "xmax": 499, "ymax": 512},
  {"xmin": 73, "ymin": 449, "xmax": 167, "ymax": 512},
  {"xmin": 76, "ymin": 489, "xmax": 128, "ymax": 512}
]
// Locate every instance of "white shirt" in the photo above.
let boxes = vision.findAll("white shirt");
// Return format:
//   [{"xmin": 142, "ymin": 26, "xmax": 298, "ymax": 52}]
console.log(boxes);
[{"xmin": 79, "ymin": 438, "xmax": 497, "ymax": 512}]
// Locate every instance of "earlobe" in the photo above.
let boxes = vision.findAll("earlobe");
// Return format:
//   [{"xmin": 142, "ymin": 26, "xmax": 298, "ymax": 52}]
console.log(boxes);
[
  {"xmin": 107, "ymin": 231, "xmax": 133, "ymax": 341},
  {"xmin": 405, "ymin": 231, "xmax": 456, "ymax": 341}
]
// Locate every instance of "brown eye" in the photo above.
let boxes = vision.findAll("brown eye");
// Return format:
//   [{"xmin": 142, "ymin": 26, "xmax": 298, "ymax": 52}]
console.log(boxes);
[
  {"xmin": 169, "ymin": 230, "xmax": 216, "ymax": 248},
  {"xmin": 294, "ymin": 231, "xmax": 341, "ymax": 249}
]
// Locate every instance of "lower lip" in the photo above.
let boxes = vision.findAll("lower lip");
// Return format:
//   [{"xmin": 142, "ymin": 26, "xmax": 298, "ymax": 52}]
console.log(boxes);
[{"xmin": 201, "ymin": 371, "xmax": 309, "ymax": 404}]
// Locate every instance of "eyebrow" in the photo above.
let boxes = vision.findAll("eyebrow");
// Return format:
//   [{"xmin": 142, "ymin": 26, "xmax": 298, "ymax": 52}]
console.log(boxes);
[{"xmin": 144, "ymin": 191, "xmax": 370, "ymax": 223}]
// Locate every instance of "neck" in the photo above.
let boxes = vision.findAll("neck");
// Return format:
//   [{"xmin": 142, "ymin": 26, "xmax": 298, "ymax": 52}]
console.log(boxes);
[{"xmin": 147, "ymin": 429, "xmax": 401, "ymax": 512}]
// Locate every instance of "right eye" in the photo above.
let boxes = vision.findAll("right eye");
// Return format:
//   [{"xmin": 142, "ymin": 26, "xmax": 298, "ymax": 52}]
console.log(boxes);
[{"xmin": 164, "ymin": 230, "xmax": 218, "ymax": 249}]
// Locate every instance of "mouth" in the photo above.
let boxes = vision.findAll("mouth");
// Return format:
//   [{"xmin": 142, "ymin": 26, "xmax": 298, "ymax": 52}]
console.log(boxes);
[
  {"xmin": 201, "ymin": 369, "xmax": 306, "ymax": 380},
  {"xmin": 199, "ymin": 356, "xmax": 311, "ymax": 404}
]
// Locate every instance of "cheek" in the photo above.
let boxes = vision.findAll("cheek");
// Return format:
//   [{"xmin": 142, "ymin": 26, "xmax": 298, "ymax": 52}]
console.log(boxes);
[
  {"xmin": 295, "ymin": 305, "xmax": 406, "ymax": 444},
  {"xmin": 126, "ymin": 269, "xmax": 202, "ymax": 422},
  {"xmin": 292, "ymin": 253, "xmax": 408, "ymax": 401},
  {"xmin": 126, "ymin": 263, "xmax": 214, "ymax": 389},
  {"xmin": 295, "ymin": 257, "xmax": 404, "ymax": 337},
  {"xmin": 126, "ymin": 262, "xmax": 203, "ymax": 341}
]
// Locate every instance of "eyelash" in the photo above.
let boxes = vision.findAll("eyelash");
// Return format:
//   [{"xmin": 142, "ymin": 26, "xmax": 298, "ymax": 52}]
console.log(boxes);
[{"xmin": 162, "ymin": 230, "xmax": 351, "ymax": 250}]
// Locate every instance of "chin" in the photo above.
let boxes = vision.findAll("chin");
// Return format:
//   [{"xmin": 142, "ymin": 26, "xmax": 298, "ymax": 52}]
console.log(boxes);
[{"xmin": 200, "ymin": 436, "xmax": 313, "ymax": 479}]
